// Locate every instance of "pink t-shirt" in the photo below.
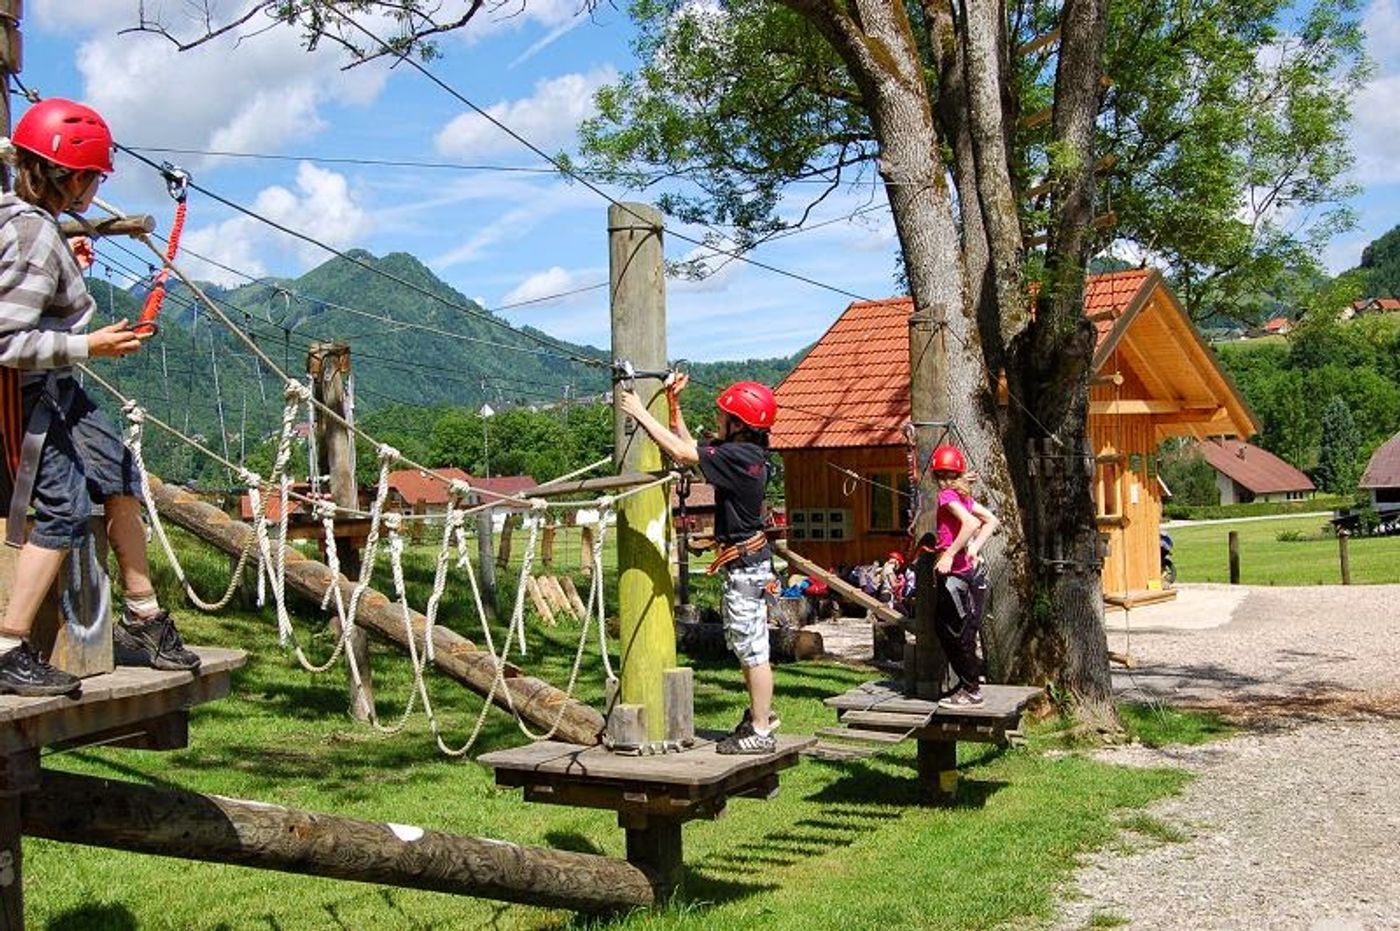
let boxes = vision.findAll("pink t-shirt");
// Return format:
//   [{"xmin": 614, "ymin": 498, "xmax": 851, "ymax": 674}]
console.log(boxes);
[{"xmin": 935, "ymin": 487, "xmax": 976, "ymax": 575}]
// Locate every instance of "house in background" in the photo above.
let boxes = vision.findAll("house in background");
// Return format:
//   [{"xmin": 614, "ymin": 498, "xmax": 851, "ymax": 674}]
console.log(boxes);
[
  {"xmin": 1345, "ymin": 297, "xmax": 1400, "ymax": 320},
  {"xmin": 1193, "ymin": 439, "xmax": 1315, "ymax": 504},
  {"xmin": 769, "ymin": 268, "xmax": 1258, "ymax": 606},
  {"xmin": 670, "ymin": 481, "xmax": 717, "ymax": 538},
  {"xmin": 1252, "ymin": 315, "xmax": 1294, "ymax": 337},
  {"xmin": 1361, "ymin": 433, "xmax": 1400, "ymax": 516},
  {"xmin": 386, "ymin": 467, "xmax": 473, "ymax": 517}
]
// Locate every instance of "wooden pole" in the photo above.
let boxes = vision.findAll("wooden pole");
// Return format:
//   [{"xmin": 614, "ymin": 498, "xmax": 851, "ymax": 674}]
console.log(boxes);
[
  {"xmin": 0, "ymin": 0, "xmax": 17, "ymax": 195},
  {"xmin": 909, "ymin": 305, "xmax": 951, "ymax": 699},
  {"xmin": 146, "ymin": 476, "xmax": 605, "ymax": 745},
  {"xmin": 23, "ymin": 770, "xmax": 657, "ymax": 913},
  {"xmin": 474, "ymin": 505, "xmax": 498, "ymax": 620},
  {"xmin": 1228, "ymin": 530, "xmax": 1240, "ymax": 585},
  {"xmin": 1339, "ymin": 531, "xmax": 1351, "ymax": 585},
  {"xmin": 609, "ymin": 202, "xmax": 677, "ymax": 741},
  {"xmin": 58, "ymin": 215, "xmax": 156, "ymax": 239},
  {"xmin": 309, "ymin": 342, "xmax": 375, "ymax": 722},
  {"xmin": 0, "ymin": 751, "xmax": 37, "ymax": 931}
]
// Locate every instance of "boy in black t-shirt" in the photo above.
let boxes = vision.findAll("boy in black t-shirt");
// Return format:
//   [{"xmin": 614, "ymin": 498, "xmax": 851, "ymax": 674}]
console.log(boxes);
[{"xmin": 618, "ymin": 376, "xmax": 780, "ymax": 754}]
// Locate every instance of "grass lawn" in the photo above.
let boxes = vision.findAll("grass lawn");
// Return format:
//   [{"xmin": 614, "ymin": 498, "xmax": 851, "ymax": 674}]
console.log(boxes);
[
  {"xmin": 27, "ymin": 527, "xmax": 1195, "ymax": 930},
  {"xmin": 1168, "ymin": 515, "xmax": 1400, "ymax": 585}
]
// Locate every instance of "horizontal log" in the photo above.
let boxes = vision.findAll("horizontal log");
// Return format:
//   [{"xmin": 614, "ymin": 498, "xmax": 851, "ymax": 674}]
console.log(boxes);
[
  {"xmin": 60, "ymin": 215, "xmax": 157, "ymax": 239},
  {"xmin": 773, "ymin": 540, "xmax": 903, "ymax": 624},
  {"xmin": 147, "ymin": 477, "xmax": 605, "ymax": 745},
  {"xmin": 24, "ymin": 770, "xmax": 657, "ymax": 912}
]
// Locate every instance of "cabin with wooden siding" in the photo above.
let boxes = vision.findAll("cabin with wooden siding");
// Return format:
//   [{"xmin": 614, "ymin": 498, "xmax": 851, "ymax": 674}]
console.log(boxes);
[{"xmin": 769, "ymin": 269, "xmax": 1258, "ymax": 606}]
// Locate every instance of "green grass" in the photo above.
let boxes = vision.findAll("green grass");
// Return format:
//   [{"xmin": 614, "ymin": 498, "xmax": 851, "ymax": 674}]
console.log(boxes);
[
  {"xmin": 1116, "ymin": 813, "xmax": 1188, "ymax": 845},
  {"xmin": 1118, "ymin": 704, "xmax": 1234, "ymax": 748},
  {"xmin": 26, "ymin": 528, "xmax": 1193, "ymax": 930},
  {"xmin": 1170, "ymin": 515, "xmax": 1400, "ymax": 585}
]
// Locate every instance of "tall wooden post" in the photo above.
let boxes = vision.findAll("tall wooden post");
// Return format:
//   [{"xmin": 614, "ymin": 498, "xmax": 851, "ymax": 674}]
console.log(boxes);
[
  {"xmin": 1338, "ymin": 531, "xmax": 1351, "ymax": 585},
  {"xmin": 309, "ymin": 342, "xmax": 375, "ymax": 722},
  {"xmin": 474, "ymin": 506, "xmax": 498, "ymax": 621},
  {"xmin": 0, "ymin": 0, "xmax": 18, "ymax": 195},
  {"xmin": 609, "ymin": 202, "xmax": 677, "ymax": 741},
  {"xmin": 1227, "ymin": 530, "xmax": 1240, "ymax": 585},
  {"xmin": 909, "ymin": 304, "xmax": 951, "ymax": 700}
]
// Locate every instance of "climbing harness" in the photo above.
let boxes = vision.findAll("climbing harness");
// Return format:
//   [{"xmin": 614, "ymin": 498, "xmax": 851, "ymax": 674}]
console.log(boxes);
[
  {"xmin": 706, "ymin": 529, "xmax": 770, "ymax": 575},
  {"xmin": 134, "ymin": 163, "xmax": 190, "ymax": 338}
]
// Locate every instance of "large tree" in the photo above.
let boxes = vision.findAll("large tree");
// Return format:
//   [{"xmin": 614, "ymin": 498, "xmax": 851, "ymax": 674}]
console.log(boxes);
[{"xmin": 142, "ymin": 0, "xmax": 1363, "ymax": 716}]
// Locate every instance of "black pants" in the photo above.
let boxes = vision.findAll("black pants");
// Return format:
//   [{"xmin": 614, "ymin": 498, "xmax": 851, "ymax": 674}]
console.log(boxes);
[{"xmin": 934, "ymin": 569, "xmax": 987, "ymax": 691}]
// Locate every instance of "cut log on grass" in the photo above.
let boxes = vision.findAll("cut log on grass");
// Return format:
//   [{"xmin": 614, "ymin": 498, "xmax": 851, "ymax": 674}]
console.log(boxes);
[
  {"xmin": 24, "ymin": 770, "xmax": 657, "ymax": 912},
  {"xmin": 561, "ymin": 576, "xmax": 589, "ymax": 620},
  {"xmin": 769, "ymin": 626, "xmax": 824, "ymax": 663},
  {"xmin": 525, "ymin": 576, "xmax": 557, "ymax": 626},
  {"xmin": 541, "ymin": 575, "xmax": 574, "ymax": 620},
  {"xmin": 146, "ymin": 476, "xmax": 604, "ymax": 745},
  {"xmin": 1108, "ymin": 651, "xmax": 1138, "ymax": 669}
]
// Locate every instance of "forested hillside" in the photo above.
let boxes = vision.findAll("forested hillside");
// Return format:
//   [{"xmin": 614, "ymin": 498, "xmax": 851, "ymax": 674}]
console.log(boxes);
[{"xmin": 85, "ymin": 251, "xmax": 801, "ymax": 485}]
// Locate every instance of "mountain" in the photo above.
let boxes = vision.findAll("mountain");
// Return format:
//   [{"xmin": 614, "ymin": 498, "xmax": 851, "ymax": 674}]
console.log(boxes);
[
  {"xmin": 1357, "ymin": 223, "xmax": 1400, "ymax": 298},
  {"xmin": 84, "ymin": 250, "xmax": 802, "ymax": 481}
]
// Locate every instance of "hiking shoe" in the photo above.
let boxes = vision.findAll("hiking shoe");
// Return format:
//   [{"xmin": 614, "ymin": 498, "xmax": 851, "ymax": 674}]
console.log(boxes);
[
  {"xmin": 0, "ymin": 641, "xmax": 81, "ymax": 697},
  {"xmin": 733, "ymin": 707, "xmax": 781, "ymax": 738},
  {"xmin": 114, "ymin": 611, "xmax": 201, "ymax": 671},
  {"xmin": 716, "ymin": 729, "xmax": 778, "ymax": 755},
  {"xmin": 938, "ymin": 689, "xmax": 984, "ymax": 709}
]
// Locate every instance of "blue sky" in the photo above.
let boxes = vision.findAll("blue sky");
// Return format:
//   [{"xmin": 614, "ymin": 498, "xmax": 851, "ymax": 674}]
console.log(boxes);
[{"xmin": 20, "ymin": 1, "xmax": 1400, "ymax": 365}]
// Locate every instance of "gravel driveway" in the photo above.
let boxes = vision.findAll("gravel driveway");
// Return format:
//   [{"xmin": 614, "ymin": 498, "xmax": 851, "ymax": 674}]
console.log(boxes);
[{"xmin": 1053, "ymin": 583, "xmax": 1400, "ymax": 931}]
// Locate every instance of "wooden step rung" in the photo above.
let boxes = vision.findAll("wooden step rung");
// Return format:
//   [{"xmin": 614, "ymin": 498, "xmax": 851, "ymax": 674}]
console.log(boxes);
[
  {"xmin": 803, "ymin": 742, "xmax": 876, "ymax": 761},
  {"xmin": 840, "ymin": 709, "xmax": 933, "ymax": 730},
  {"xmin": 816, "ymin": 726, "xmax": 908, "ymax": 745}
]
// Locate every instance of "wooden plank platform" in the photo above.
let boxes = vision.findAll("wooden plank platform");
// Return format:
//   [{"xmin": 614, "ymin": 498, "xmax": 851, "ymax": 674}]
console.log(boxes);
[
  {"xmin": 823, "ymin": 682, "xmax": 1043, "ymax": 720},
  {"xmin": 1104, "ymin": 587, "xmax": 1178, "ymax": 608},
  {"xmin": 0, "ymin": 647, "xmax": 246, "ymax": 754}
]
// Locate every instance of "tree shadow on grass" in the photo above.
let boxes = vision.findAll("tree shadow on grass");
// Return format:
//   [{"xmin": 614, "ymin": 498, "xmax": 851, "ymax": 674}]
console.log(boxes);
[{"xmin": 46, "ymin": 902, "xmax": 138, "ymax": 931}]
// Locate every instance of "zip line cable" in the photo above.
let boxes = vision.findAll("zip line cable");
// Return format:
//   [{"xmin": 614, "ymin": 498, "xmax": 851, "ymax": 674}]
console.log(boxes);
[{"xmin": 318, "ymin": 5, "xmax": 877, "ymax": 305}]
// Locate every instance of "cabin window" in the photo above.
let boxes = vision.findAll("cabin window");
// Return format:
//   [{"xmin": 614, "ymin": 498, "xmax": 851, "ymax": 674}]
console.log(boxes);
[
  {"xmin": 1095, "ymin": 459, "xmax": 1123, "ymax": 519},
  {"xmin": 868, "ymin": 471, "xmax": 912, "ymax": 532}
]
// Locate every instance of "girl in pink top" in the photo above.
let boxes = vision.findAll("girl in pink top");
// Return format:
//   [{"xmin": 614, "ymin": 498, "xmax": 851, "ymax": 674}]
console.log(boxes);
[{"xmin": 927, "ymin": 444, "xmax": 999, "ymax": 707}]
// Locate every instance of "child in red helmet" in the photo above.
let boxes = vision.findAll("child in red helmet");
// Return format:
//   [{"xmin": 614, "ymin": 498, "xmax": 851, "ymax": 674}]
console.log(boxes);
[
  {"xmin": 926, "ymin": 443, "xmax": 999, "ymax": 707},
  {"xmin": 0, "ymin": 98, "xmax": 200, "ymax": 696},
  {"xmin": 619, "ymin": 375, "xmax": 780, "ymax": 754}
]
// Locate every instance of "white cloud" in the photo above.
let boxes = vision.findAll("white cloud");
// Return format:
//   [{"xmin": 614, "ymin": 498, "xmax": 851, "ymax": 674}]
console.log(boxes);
[
  {"xmin": 180, "ymin": 163, "xmax": 371, "ymax": 285},
  {"xmin": 32, "ymin": 2, "xmax": 387, "ymax": 178},
  {"xmin": 1350, "ymin": 1, "xmax": 1400, "ymax": 183},
  {"xmin": 434, "ymin": 67, "xmax": 617, "ymax": 160},
  {"xmin": 501, "ymin": 266, "xmax": 606, "ymax": 306}
]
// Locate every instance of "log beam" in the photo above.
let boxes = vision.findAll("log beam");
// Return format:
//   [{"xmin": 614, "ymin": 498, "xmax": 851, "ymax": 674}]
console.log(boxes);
[
  {"xmin": 23, "ymin": 770, "xmax": 658, "ymax": 913},
  {"xmin": 59, "ymin": 215, "xmax": 156, "ymax": 239},
  {"xmin": 146, "ymin": 477, "xmax": 605, "ymax": 746}
]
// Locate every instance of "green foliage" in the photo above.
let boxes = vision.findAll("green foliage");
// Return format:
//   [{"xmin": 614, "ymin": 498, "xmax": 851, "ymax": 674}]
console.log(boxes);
[
  {"xmin": 1158, "ymin": 441, "xmax": 1220, "ymax": 507},
  {"xmin": 1117, "ymin": 704, "xmax": 1234, "ymax": 748},
  {"xmin": 1357, "ymin": 222, "xmax": 1400, "ymax": 296},
  {"xmin": 1103, "ymin": 0, "xmax": 1367, "ymax": 324},
  {"xmin": 1169, "ymin": 513, "xmax": 1400, "ymax": 583},
  {"xmin": 1315, "ymin": 395, "xmax": 1364, "ymax": 494},
  {"xmin": 1162, "ymin": 494, "xmax": 1349, "ymax": 521}
]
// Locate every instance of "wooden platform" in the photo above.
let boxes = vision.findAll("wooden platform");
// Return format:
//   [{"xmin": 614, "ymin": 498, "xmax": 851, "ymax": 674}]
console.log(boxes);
[
  {"xmin": 0, "ymin": 647, "xmax": 246, "ymax": 754},
  {"xmin": 811, "ymin": 681, "xmax": 1043, "ymax": 803},
  {"xmin": 481, "ymin": 733, "xmax": 814, "ymax": 896},
  {"xmin": 0, "ymin": 646, "xmax": 247, "ymax": 929},
  {"xmin": 1104, "ymin": 587, "xmax": 1178, "ymax": 608}
]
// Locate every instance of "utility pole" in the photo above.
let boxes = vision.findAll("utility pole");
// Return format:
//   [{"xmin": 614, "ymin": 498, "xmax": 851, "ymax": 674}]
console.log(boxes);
[
  {"xmin": 308, "ymin": 342, "xmax": 375, "ymax": 722},
  {"xmin": 608, "ymin": 202, "xmax": 677, "ymax": 743}
]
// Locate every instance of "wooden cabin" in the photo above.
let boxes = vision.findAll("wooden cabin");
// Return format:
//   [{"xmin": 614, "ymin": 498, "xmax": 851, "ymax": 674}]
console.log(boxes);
[{"xmin": 769, "ymin": 269, "xmax": 1258, "ymax": 605}]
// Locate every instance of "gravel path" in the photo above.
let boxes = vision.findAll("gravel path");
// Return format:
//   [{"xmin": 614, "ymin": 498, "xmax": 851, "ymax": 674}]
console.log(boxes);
[{"xmin": 1053, "ymin": 584, "xmax": 1400, "ymax": 931}]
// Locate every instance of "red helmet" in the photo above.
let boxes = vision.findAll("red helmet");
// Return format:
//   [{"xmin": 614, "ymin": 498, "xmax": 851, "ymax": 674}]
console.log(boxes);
[
  {"xmin": 12, "ymin": 99, "xmax": 115, "ymax": 174},
  {"xmin": 886, "ymin": 550, "xmax": 905, "ymax": 566},
  {"xmin": 716, "ymin": 381, "xmax": 777, "ymax": 429},
  {"xmin": 929, "ymin": 444, "xmax": 966, "ymax": 475}
]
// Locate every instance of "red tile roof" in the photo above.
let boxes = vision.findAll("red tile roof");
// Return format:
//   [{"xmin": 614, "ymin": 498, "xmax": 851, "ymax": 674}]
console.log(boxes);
[
  {"xmin": 1263, "ymin": 316, "xmax": 1292, "ymax": 333},
  {"xmin": 387, "ymin": 467, "xmax": 472, "ymax": 506},
  {"xmin": 238, "ymin": 484, "xmax": 311, "ymax": 521},
  {"xmin": 1361, "ymin": 433, "xmax": 1400, "ymax": 490},
  {"xmin": 671, "ymin": 481, "xmax": 716, "ymax": 510},
  {"xmin": 469, "ymin": 475, "xmax": 538, "ymax": 505},
  {"xmin": 771, "ymin": 269, "xmax": 1154, "ymax": 450},
  {"xmin": 1194, "ymin": 439, "xmax": 1314, "ymax": 494}
]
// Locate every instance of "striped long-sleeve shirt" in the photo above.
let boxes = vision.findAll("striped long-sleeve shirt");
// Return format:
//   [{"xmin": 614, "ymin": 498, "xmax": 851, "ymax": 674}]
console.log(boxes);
[{"xmin": 0, "ymin": 192, "xmax": 93, "ymax": 383}]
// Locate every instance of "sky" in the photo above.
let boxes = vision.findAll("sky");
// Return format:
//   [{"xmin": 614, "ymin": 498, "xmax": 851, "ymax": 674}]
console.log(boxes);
[{"xmin": 17, "ymin": 0, "xmax": 1400, "ymax": 369}]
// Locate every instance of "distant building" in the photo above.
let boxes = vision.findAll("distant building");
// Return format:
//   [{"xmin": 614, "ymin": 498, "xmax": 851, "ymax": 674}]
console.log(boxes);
[
  {"xmin": 1257, "ymin": 316, "xmax": 1294, "ymax": 337},
  {"xmin": 1193, "ymin": 439, "xmax": 1315, "ymax": 504},
  {"xmin": 1360, "ymin": 433, "xmax": 1400, "ymax": 516},
  {"xmin": 1345, "ymin": 297, "xmax": 1400, "ymax": 320}
]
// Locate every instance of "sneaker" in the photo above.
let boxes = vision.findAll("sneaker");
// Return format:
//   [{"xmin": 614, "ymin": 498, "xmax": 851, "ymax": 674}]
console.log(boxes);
[
  {"xmin": 938, "ymin": 689, "xmax": 984, "ymax": 709},
  {"xmin": 114, "ymin": 610, "xmax": 201, "ymax": 671},
  {"xmin": 733, "ymin": 707, "xmax": 782, "ymax": 738},
  {"xmin": 716, "ymin": 729, "xmax": 778, "ymax": 755},
  {"xmin": 0, "ymin": 641, "xmax": 81, "ymax": 697}
]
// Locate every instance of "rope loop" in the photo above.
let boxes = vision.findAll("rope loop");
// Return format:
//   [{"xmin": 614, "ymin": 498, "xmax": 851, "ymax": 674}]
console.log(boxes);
[
  {"xmin": 383, "ymin": 511, "xmax": 403, "ymax": 533},
  {"xmin": 529, "ymin": 497, "xmax": 548, "ymax": 512},
  {"xmin": 239, "ymin": 468, "xmax": 262, "ymax": 487},
  {"xmin": 596, "ymin": 494, "xmax": 615, "ymax": 511},
  {"xmin": 445, "ymin": 509, "xmax": 466, "ymax": 530},
  {"xmin": 377, "ymin": 443, "xmax": 401, "ymax": 463},
  {"xmin": 448, "ymin": 478, "xmax": 473, "ymax": 499},
  {"xmin": 311, "ymin": 499, "xmax": 338, "ymax": 521},
  {"xmin": 285, "ymin": 380, "xmax": 314, "ymax": 404},
  {"xmin": 121, "ymin": 400, "xmax": 145, "ymax": 424}
]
